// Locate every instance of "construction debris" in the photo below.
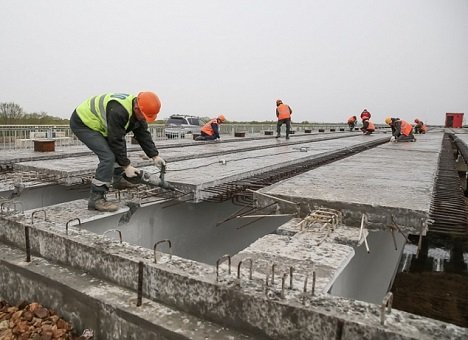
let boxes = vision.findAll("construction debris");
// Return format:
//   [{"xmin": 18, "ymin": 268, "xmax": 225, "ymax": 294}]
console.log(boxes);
[{"xmin": 0, "ymin": 300, "xmax": 91, "ymax": 340}]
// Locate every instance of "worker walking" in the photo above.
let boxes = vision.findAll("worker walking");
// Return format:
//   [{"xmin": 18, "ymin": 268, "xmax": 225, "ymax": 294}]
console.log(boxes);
[
  {"xmin": 361, "ymin": 118, "xmax": 375, "ymax": 135},
  {"xmin": 385, "ymin": 117, "xmax": 416, "ymax": 142},
  {"xmin": 347, "ymin": 116, "xmax": 357, "ymax": 131},
  {"xmin": 276, "ymin": 99, "xmax": 292, "ymax": 140},
  {"xmin": 196, "ymin": 115, "xmax": 226, "ymax": 141},
  {"xmin": 70, "ymin": 92, "xmax": 166, "ymax": 212},
  {"xmin": 414, "ymin": 119, "xmax": 428, "ymax": 134}
]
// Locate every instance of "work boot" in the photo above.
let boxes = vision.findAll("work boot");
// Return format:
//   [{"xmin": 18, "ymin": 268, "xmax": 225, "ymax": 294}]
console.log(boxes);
[
  {"xmin": 88, "ymin": 190, "xmax": 119, "ymax": 212},
  {"xmin": 286, "ymin": 135, "xmax": 290, "ymax": 140},
  {"xmin": 113, "ymin": 175, "xmax": 139, "ymax": 190},
  {"xmin": 275, "ymin": 134, "xmax": 281, "ymax": 138}
]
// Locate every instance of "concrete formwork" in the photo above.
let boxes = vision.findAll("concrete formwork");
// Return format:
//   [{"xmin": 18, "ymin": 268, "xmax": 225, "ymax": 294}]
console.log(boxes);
[
  {"xmin": 257, "ymin": 133, "xmax": 443, "ymax": 233},
  {"xmin": 10, "ymin": 133, "xmax": 360, "ymax": 186}
]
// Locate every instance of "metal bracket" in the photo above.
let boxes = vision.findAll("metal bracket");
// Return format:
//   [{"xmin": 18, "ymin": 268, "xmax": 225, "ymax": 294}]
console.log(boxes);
[
  {"xmin": 380, "ymin": 292, "xmax": 393, "ymax": 325},
  {"xmin": 237, "ymin": 257, "xmax": 253, "ymax": 283},
  {"xmin": 153, "ymin": 239, "xmax": 172, "ymax": 264},
  {"xmin": 103, "ymin": 229, "xmax": 123, "ymax": 243},
  {"xmin": 216, "ymin": 254, "xmax": 231, "ymax": 281},
  {"xmin": 65, "ymin": 218, "xmax": 81, "ymax": 235},
  {"xmin": 31, "ymin": 209, "xmax": 47, "ymax": 224}
]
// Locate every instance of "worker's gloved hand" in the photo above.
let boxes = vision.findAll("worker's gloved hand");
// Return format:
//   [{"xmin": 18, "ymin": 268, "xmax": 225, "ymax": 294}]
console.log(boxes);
[
  {"xmin": 124, "ymin": 165, "xmax": 140, "ymax": 178},
  {"xmin": 390, "ymin": 136, "xmax": 396, "ymax": 142},
  {"xmin": 152, "ymin": 155, "xmax": 166, "ymax": 169}
]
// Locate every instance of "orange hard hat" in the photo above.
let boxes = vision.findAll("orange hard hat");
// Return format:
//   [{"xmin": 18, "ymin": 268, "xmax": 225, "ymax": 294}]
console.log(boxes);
[
  {"xmin": 217, "ymin": 114, "xmax": 226, "ymax": 123},
  {"xmin": 136, "ymin": 91, "xmax": 161, "ymax": 122}
]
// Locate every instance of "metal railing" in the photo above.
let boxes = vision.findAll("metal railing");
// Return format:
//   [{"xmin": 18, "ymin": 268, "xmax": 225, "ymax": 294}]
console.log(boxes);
[{"xmin": 0, "ymin": 122, "xmax": 379, "ymax": 150}]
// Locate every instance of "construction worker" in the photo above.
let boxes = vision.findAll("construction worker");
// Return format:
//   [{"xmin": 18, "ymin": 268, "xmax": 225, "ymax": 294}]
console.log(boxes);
[
  {"xmin": 361, "ymin": 118, "xmax": 375, "ymax": 135},
  {"xmin": 70, "ymin": 92, "xmax": 166, "ymax": 212},
  {"xmin": 276, "ymin": 99, "xmax": 292, "ymax": 139},
  {"xmin": 360, "ymin": 108, "xmax": 371, "ymax": 121},
  {"xmin": 347, "ymin": 116, "xmax": 357, "ymax": 131},
  {"xmin": 384, "ymin": 117, "xmax": 416, "ymax": 142},
  {"xmin": 414, "ymin": 119, "xmax": 428, "ymax": 134},
  {"xmin": 196, "ymin": 115, "xmax": 226, "ymax": 141}
]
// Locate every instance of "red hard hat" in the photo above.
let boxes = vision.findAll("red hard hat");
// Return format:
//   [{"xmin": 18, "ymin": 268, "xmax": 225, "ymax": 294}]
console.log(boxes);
[
  {"xmin": 414, "ymin": 118, "xmax": 420, "ymax": 123},
  {"xmin": 137, "ymin": 91, "xmax": 161, "ymax": 122}
]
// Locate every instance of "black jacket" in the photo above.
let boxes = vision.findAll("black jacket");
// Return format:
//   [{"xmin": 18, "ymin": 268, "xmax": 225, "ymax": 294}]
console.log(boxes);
[{"xmin": 107, "ymin": 100, "xmax": 159, "ymax": 167}]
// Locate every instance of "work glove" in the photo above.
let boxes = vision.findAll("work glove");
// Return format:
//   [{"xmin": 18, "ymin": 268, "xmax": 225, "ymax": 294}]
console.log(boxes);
[
  {"xmin": 124, "ymin": 164, "xmax": 140, "ymax": 178},
  {"xmin": 152, "ymin": 155, "xmax": 166, "ymax": 169},
  {"xmin": 390, "ymin": 136, "xmax": 396, "ymax": 142}
]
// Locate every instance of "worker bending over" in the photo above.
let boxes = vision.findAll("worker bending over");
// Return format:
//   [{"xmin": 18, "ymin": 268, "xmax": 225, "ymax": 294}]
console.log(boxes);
[
  {"xmin": 385, "ymin": 117, "xmax": 416, "ymax": 142},
  {"xmin": 414, "ymin": 119, "xmax": 428, "ymax": 134},
  {"xmin": 361, "ymin": 118, "xmax": 375, "ymax": 135},
  {"xmin": 70, "ymin": 92, "xmax": 166, "ymax": 212},
  {"xmin": 196, "ymin": 115, "xmax": 226, "ymax": 141},
  {"xmin": 275, "ymin": 99, "xmax": 292, "ymax": 140},
  {"xmin": 347, "ymin": 116, "xmax": 357, "ymax": 131}
]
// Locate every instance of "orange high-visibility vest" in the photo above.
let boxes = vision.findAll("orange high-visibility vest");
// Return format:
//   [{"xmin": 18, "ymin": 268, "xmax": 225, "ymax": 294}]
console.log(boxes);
[
  {"xmin": 366, "ymin": 121, "xmax": 375, "ymax": 131},
  {"xmin": 201, "ymin": 118, "xmax": 218, "ymax": 136},
  {"xmin": 347, "ymin": 116, "xmax": 356, "ymax": 124},
  {"xmin": 277, "ymin": 104, "xmax": 291, "ymax": 120},
  {"xmin": 420, "ymin": 124, "xmax": 428, "ymax": 133},
  {"xmin": 400, "ymin": 120, "xmax": 413, "ymax": 136}
]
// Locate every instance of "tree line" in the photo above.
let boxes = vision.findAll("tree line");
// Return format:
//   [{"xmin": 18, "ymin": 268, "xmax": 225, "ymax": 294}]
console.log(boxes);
[{"xmin": 0, "ymin": 102, "xmax": 69, "ymax": 125}]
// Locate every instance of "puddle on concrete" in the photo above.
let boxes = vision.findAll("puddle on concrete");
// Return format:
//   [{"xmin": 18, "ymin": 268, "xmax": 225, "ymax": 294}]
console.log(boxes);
[
  {"xmin": 391, "ymin": 233, "xmax": 468, "ymax": 327},
  {"xmin": 329, "ymin": 230, "xmax": 406, "ymax": 304},
  {"xmin": 81, "ymin": 200, "xmax": 291, "ymax": 265}
]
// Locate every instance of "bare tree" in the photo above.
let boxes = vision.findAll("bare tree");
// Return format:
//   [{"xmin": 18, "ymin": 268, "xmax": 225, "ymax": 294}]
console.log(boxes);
[{"xmin": 0, "ymin": 102, "xmax": 24, "ymax": 124}]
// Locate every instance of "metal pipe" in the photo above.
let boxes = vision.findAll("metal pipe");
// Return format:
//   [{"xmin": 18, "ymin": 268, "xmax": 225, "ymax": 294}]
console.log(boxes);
[{"xmin": 137, "ymin": 261, "xmax": 144, "ymax": 307}]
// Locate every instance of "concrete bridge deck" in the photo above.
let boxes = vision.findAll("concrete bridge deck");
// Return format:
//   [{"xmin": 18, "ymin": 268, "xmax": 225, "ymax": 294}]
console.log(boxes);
[{"xmin": 1, "ymin": 129, "xmax": 467, "ymax": 339}]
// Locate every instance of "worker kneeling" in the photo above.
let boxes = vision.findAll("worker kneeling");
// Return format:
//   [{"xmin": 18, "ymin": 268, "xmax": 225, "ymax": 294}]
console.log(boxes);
[
  {"xmin": 385, "ymin": 117, "xmax": 416, "ymax": 143},
  {"xmin": 347, "ymin": 116, "xmax": 357, "ymax": 131},
  {"xmin": 195, "ymin": 115, "xmax": 226, "ymax": 141},
  {"xmin": 360, "ymin": 118, "xmax": 375, "ymax": 135},
  {"xmin": 414, "ymin": 119, "xmax": 428, "ymax": 134}
]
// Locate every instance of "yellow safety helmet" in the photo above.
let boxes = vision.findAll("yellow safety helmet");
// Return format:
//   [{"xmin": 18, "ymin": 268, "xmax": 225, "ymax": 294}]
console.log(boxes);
[{"xmin": 384, "ymin": 117, "xmax": 392, "ymax": 125}]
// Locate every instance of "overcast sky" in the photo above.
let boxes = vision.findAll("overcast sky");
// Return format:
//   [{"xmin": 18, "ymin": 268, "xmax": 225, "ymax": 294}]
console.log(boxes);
[{"xmin": 1, "ymin": 1, "xmax": 467, "ymax": 124}]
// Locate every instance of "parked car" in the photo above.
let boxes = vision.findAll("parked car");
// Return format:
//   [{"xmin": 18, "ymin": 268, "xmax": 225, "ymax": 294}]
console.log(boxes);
[{"xmin": 164, "ymin": 115, "xmax": 204, "ymax": 139}]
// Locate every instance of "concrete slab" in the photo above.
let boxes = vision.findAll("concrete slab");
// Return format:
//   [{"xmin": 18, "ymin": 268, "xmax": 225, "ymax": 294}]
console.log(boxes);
[
  {"xmin": 1, "ymin": 209, "xmax": 466, "ymax": 339},
  {"xmin": 11, "ymin": 133, "xmax": 358, "ymax": 180},
  {"xmin": 258, "ymin": 133, "xmax": 443, "ymax": 232}
]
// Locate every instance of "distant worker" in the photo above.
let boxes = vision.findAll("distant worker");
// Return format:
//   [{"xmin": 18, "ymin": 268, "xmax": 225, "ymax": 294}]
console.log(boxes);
[
  {"xmin": 360, "ymin": 108, "xmax": 371, "ymax": 121},
  {"xmin": 414, "ymin": 119, "xmax": 428, "ymax": 134},
  {"xmin": 347, "ymin": 115, "xmax": 357, "ymax": 131},
  {"xmin": 196, "ymin": 114, "xmax": 226, "ymax": 141},
  {"xmin": 70, "ymin": 92, "xmax": 166, "ymax": 212},
  {"xmin": 385, "ymin": 117, "xmax": 416, "ymax": 142},
  {"xmin": 361, "ymin": 118, "xmax": 375, "ymax": 135},
  {"xmin": 275, "ymin": 99, "xmax": 292, "ymax": 140}
]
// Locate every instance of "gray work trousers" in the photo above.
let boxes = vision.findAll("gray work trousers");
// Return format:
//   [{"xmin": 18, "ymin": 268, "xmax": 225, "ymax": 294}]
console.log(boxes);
[{"xmin": 70, "ymin": 111, "xmax": 115, "ymax": 190}]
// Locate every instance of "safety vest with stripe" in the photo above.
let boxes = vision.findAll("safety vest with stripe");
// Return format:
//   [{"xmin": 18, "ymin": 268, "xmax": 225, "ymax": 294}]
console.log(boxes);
[
  {"xmin": 76, "ymin": 93, "xmax": 135, "ymax": 136},
  {"xmin": 201, "ymin": 118, "xmax": 218, "ymax": 136},
  {"xmin": 399, "ymin": 120, "xmax": 413, "ymax": 136},
  {"xmin": 277, "ymin": 104, "xmax": 291, "ymax": 120}
]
